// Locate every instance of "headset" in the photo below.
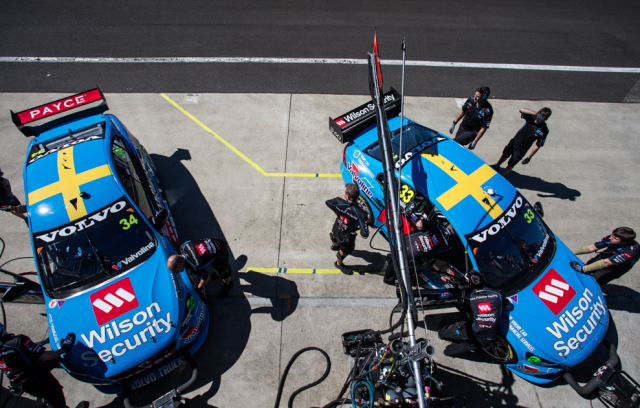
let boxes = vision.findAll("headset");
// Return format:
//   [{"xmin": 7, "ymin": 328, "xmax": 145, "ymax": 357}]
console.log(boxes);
[{"xmin": 479, "ymin": 86, "xmax": 491, "ymax": 101}]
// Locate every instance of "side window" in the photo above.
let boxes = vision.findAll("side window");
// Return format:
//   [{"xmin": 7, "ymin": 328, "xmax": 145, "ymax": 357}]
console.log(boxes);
[{"xmin": 112, "ymin": 136, "xmax": 154, "ymax": 219}]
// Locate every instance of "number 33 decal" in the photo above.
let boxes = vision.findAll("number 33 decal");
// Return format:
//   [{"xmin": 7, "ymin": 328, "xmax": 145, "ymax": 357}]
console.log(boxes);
[
  {"xmin": 524, "ymin": 209, "xmax": 535, "ymax": 224},
  {"xmin": 400, "ymin": 185, "xmax": 414, "ymax": 204}
]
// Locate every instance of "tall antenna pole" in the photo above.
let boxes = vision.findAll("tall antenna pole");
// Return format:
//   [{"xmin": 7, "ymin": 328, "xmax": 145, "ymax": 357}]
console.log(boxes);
[
  {"xmin": 395, "ymin": 39, "xmax": 406, "ymax": 229},
  {"xmin": 368, "ymin": 32, "xmax": 426, "ymax": 408}
]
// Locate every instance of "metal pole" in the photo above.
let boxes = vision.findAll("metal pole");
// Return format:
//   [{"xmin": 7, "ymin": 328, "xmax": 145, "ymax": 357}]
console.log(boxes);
[
  {"xmin": 369, "ymin": 51, "xmax": 427, "ymax": 408},
  {"xmin": 395, "ymin": 39, "xmax": 406, "ymax": 228}
]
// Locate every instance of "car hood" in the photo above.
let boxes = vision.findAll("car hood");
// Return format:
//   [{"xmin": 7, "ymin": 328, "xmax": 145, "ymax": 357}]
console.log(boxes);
[
  {"xmin": 47, "ymin": 249, "xmax": 180, "ymax": 379},
  {"xmin": 506, "ymin": 238, "xmax": 609, "ymax": 366}
]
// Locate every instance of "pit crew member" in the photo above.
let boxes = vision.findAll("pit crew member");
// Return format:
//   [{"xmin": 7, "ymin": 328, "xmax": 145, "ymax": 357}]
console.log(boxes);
[
  {"xmin": 492, "ymin": 107, "xmax": 552, "ymax": 176},
  {"xmin": 438, "ymin": 272, "xmax": 502, "ymax": 356},
  {"xmin": 0, "ymin": 323, "xmax": 88, "ymax": 408},
  {"xmin": 0, "ymin": 168, "xmax": 26, "ymax": 221},
  {"xmin": 449, "ymin": 86, "xmax": 493, "ymax": 150},
  {"xmin": 326, "ymin": 183, "xmax": 369, "ymax": 275},
  {"xmin": 571, "ymin": 227, "xmax": 639, "ymax": 285},
  {"xmin": 168, "ymin": 237, "xmax": 234, "ymax": 298}
]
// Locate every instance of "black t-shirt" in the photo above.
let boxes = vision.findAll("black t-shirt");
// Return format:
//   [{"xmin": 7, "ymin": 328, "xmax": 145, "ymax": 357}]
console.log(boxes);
[
  {"xmin": 592, "ymin": 235, "xmax": 640, "ymax": 276},
  {"xmin": 512, "ymin": 113, "xmax": 549, "ymax": 151},
  {"xmin": 0, "ymin": 334, "xmax": 58, "ymax": 389},
  {"xmin": 181, "ymin": 238, "xmax": 229, "ymax": 270},
  {"xmin": 326, "ymin": 197, "xmax": 369, "ymax": 237},
  {"xmin": 403, "ymin": 222, "xmax": 450, "ymax": 260},
  {"xmin": 469, "ymin": 289, "xmax": 502, "ymax": 346},
  {"xmin": 460, "ymin": 98, "xmax": 494, "ymax": 132}
]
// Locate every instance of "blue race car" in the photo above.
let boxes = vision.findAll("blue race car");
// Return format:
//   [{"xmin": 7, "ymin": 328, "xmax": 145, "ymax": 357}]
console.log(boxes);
[
  {"xmin": 329, "ymin": 92, "xmax": 612, "ymax": 385},
  {"xmin": 10, "ymin": 89, "xmax": 208, "ymax": 394}
]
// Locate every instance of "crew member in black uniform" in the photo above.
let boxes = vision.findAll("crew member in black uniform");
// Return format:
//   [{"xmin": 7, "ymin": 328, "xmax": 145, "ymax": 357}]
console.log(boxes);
[
  {"xmin": 438, "ymin": 272, "xmax": 502, "ymax": 357},
  {"xmin": 326, "ymin": 183, "xmax": 369, "ymax": 275},
  {"xmin": 492, "ymin": 107, "xmax": 552, "ymax": 176},
  {"xmin": 167, "ymin": 238, "xmax": 234, "ymax": 298},
  {"xmin": 571, "ymin": 227, "xmax": 639, "ymax": 285},
  {"xmin": 0, "ymin": 167, "xmax": 27, "ymax": 221},
  {"xmin": 0, "ymin": 324, "xmax": 88, "ymax": 408},
  {"xmin": 449, "ymin": 86, "xmax": 493, "ymax": 150}
]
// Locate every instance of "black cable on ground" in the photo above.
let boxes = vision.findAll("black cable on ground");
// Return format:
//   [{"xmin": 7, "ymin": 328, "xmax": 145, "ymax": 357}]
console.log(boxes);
[
  {"xmin": 0, "ymin": 257, "xmax": 34, "ymax": 269},
  {"xmin": 368, "ymin": 227, "xmax": 389, "ymax": 253},
  {"xmin": 273, "ymin": 347, "xmax": 331, "ymax": 408}
]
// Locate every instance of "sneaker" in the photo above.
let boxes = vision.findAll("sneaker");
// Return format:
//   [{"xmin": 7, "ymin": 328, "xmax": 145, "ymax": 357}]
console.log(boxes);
[
  {"xmin": 334, "ymin": 261, "xmax": 353, "ymax": 276},
  {"xmin": 219, "ymin": 281, "xmax": 234, "ymax": 298},
  {"xmin": 75, "ymin": 402, "xmax": 90, "ymax": 408}
]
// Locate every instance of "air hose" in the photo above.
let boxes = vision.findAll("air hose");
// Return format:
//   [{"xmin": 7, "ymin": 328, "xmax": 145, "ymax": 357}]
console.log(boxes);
[{"xmin": 273, "ymin": 347, "xmax": 331, "ymax": 408}]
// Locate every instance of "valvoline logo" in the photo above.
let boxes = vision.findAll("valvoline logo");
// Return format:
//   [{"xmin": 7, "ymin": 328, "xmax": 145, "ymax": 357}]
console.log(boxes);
[
  {"xmin": 532, "ymin": 269, "xmax": 576, "ymax": 315},
  {"xmin": 90, "ymin": 278, "xmax": 139, "ymax": 325}
]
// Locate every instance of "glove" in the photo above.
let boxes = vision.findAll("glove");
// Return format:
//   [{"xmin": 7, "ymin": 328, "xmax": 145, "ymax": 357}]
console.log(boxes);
[
  {"xmin": 522, "ymin": 158, "xmax": 530, "ymax": 165},
  {"xmin": 468, "ymin": 141, "xmax": 477, "ymax": 150},
  {"xmin": 570, "ymin": 261, "xmax": 584, "ymax": 273},
  {"xmin": 449, "ymin": 122, "xmax": 456, "ymax": 134},
  {"xmin": 61, "ymin": 332, "xmax": 76, "ymax": 350},
  {"xmin": 8, "ymin": 382, "xmax": 23, "ymax": 396}
]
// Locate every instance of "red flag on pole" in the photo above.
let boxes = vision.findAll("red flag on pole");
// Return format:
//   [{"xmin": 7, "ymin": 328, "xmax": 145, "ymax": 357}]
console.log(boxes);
[{"xmin": 374, "ymin": 30, "xmax": 383, "ymax": 89}]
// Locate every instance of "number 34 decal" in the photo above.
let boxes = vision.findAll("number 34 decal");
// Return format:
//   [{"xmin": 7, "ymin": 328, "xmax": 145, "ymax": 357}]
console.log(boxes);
[
  {"xmin": 120, "ymin": 214, "xmax": 139, "ymax": 230},
  {"xmin": 524, "ymin": 208, "xmax": 535, "ymax": 224}
]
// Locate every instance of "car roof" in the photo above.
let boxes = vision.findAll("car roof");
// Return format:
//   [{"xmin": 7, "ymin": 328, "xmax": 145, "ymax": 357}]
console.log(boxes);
[
  {"xmin": 25, "ymin": 114, "xmax": 124, "ymax": 233},
  {"xmin": 355, "ymin": 116, "xmax": 519, "ymax": 237}
]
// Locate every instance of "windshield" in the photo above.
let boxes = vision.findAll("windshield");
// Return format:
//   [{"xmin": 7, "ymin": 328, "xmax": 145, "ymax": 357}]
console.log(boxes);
[
  {"xmin": 465, "ymin": 194, "xmax": 555, "ymax": 295},
  {"xmin": 363, "ymin": 123, "xmax": 440, "ymax": 161},
  {"xmin": 33, "ymin": 197, "xmax": 157, "ymax": 297}
]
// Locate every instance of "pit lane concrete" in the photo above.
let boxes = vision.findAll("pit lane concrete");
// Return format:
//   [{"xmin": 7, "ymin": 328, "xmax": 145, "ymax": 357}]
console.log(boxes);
[{"xmin": 0, "ymin": 93, "xmax": 639, "ymax": 407}]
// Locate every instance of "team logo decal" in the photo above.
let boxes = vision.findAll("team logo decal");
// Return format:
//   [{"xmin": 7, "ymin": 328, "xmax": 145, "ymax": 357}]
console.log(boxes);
[
  {"xmin": 478, "ymin": 302, "xmax": 491, "ymax": 313},
  {"xmin": 196, "ymin": 243, "xmax": 208, "ymax": 256},
  {"xmin": 90, "ymin": 277, "xmax": 139, "ymax": 325},
  {"xmin": 532, "ymin": 269, "xmax": 576, "ymax": 315}
]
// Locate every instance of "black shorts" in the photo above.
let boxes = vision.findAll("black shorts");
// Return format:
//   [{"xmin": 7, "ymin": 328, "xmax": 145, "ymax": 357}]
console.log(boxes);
[
  {"xmin": 454, "ymin": 127, "xmax": 478, "ymax": 146},
  {"xmin": 501, "ymin": 139, "xmax": 526, "ymax": 167},
  {"xmin": 210, "ymin": 256, "xmax": 232, "ymax": 280},
  {"xmin": 331, "ymin": 224, "xmax": 356, "ymax": 255}
]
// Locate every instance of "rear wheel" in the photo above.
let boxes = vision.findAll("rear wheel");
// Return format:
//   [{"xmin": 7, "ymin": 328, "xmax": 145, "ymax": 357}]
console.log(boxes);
[
  {"xmin": 483, "ymin": 335, "xmax": 518, "ymax": 364},
  {"xmin": 357, "ymin": 194, "xmax": 375, "ymax": 225}
]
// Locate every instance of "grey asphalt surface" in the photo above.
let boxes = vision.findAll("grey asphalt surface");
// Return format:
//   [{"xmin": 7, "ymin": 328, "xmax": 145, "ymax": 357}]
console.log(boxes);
[
  {"xmin": 1, "ymin": 1, "xmax": 640, "ymax": 101},
  {"xmin": 0, "ymin": 92, "xmax": 639, "ymax": 407}
]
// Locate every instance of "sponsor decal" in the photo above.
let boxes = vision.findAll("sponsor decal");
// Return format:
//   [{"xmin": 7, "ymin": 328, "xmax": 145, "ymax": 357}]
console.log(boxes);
[
  {"xmin": 28, "ymin": 134, "xmax": 104, "ymax": 165},
  {"xmin": 533, "ymin": 269, "xmax": 576, "ymax": 315},
  {"xmin": 439, "ymin": 292, "xmax": 454, "ymax": 299},
  {"xmin": 509, "ymin": 316, "xmax": 535, "ymax": 352},
  {"xmin": 335, "ymin": 118, "xmax": 347, "ymax": 127},
  {"xmin": 57, "ymin": 300, "xmax": 65, "ymax": 308},
  {"xmin": 181, "ymin": 308, "xmax": 205, "ymax": 344},
  {"xmin": 478, "ymin": 302, "xmax": 491, "ymax": 313},
  {"xmin": 468, "ymin": 195, "xmax": 524, "ymax": 243},
  {"xmin": 338, "ymin": 93, "xmax": 397, "ymax": 128},
  {"xmin": 431, "ymin": 235, "xmax": 439, "ymax": 246},
  {"xmin": 347, "ymin": 162, "xmax": 373, "ymax": 198},
  {"xmin": 48, "ymin": 314, "xmax": 59, "ymax": 347},
  {"xmin": 35, "ymin": 200, "xmax": 127, "ymax": 244},
  {"xmin": 119, "ymin": 242, "xmax": 155, "ymax": 267},
  {"xmin": 394, "ymin": 137, "xmax": 446, "ymax": 170},
  {"xmin": 527, "ymin": 355, "xmax": 541, "ymax": 364},
  {"xmin": 508, "ymin": 294, "xmax": 518, "ymax": 304},
  {"xmin": 129, "ymin": 354, "xmax": 185, "ymax": 390},
  {"xmin": 90, "ymin": 278, "xmax": 139, "ymax": 325},
  {"xmin": 329, "ymin": 126, "xmax": 341, "ymax": 141},
  {"xmin": 80, "ymin": 301, "xmax": 172, "ymax": 367},
  {"xmin": 49, "ymin": 300, "xmax": 56, "ymax": 308},
  {"xmin": 196, "ymin": 243, "xmax": 208, "ymax": 256},
  {"xmin": 17, "ymin": 89, "xmax": 102, "ymax": 124},
  {"xmin": 543, "ymin": 287, "xmax": 608, "ymax": 357}
]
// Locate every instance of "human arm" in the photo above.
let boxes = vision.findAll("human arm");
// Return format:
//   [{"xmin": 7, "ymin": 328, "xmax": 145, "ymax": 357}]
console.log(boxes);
[
  {"xmin": 468, "ymin": 127, "xmax": 487, "ymax": 149},
  {"xmin": 573, "ymin": 244, "xmax": 598, "ymax": 255},
  {"xmin": 450, "ymin": 110, "xmax": 465, "ymax": 134},
  {"xmin": 519, "ymin": 108, "xmax": 536, "ymax": 116}
]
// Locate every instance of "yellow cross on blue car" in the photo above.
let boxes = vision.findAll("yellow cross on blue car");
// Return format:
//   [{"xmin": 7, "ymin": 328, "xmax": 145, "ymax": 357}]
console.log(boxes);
[
  {"xmin": 329, "ymin": 93, "xmax": 615, "ymax": 387},
  {"xmin": 10, "ymin": 89, "xmax": 209, "ymax": 394}
]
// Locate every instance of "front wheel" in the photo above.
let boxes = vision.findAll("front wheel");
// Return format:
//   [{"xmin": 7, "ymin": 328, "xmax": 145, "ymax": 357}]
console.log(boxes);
[
  {"xmin": 482, "ymin": 335, "xmax": 518, "ymax": 364},
  {"xmin": 185, "ymin": 264, "xmax": 207, "ymax": 301}
]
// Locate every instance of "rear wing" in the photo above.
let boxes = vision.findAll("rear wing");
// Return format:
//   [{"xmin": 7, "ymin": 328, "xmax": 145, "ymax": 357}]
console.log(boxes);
[
  {"xmin": 11, "ymin": 88, "xmax": 109, "ymax": 137},
  {"xmin": 329, "ymin": 87, "xmax": 401, "ymax": 144}
]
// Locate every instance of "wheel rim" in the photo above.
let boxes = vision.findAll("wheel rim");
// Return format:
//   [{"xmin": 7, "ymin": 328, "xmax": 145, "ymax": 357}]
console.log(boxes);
[
  {"xmin": 484, "ymin": 338, "xmax": 513, "ymax": 362},
  {"xmin": 357, "ymin": 195, "xmax": 374, "ymax": 224}
]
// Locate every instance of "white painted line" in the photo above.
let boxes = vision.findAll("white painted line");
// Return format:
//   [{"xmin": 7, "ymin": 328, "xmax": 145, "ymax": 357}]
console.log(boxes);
[{"xmin": 1, "ymin": 56, "xmax": 639, "ymax": 73}]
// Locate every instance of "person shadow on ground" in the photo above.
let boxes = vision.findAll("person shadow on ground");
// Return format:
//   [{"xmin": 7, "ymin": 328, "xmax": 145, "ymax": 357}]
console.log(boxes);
[{"xmin": 504, "ymin": 170, "xmax": 581, "ymax": 201}]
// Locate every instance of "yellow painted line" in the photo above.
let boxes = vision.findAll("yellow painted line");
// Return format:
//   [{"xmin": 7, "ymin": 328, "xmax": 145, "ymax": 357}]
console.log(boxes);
[
  {"xmin": 161, "ymin": 94, "xmax": 341, "ymax": 178},
  {"xmin": 246, "ymin": 267, "xmax": 343, "ymax": 275}
]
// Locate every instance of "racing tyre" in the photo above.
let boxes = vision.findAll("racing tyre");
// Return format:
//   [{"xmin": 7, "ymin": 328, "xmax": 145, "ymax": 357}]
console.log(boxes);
[
  {"xmin": 357, "ymin": 194, "xmax": 375, "ymax": 225},
  {"xmin": 185, "ymin": 265, "xmax": 207, "ymax": 301},
  {"xmin": 482, "ymin": 335, "xmax": 517, "ymax": 364}
]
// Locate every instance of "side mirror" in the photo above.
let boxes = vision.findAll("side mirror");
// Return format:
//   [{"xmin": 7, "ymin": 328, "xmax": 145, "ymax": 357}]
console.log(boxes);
[
  {"xmin": 150, "ymin": 209, "xmax": 170, "ymax": 231},
  {"xmin": 534, "ymin": 202, "xmax": 544, "ymax": 218}
]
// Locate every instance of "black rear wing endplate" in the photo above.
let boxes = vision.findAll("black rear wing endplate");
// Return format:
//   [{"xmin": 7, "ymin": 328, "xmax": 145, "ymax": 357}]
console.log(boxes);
[{"xmin": 329, "ymin": 87, "xmax": 401, "ymax": 144}]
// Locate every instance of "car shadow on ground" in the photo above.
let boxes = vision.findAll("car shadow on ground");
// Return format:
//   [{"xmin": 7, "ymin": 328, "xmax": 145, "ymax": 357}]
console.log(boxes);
[{"xmin": 504, "ymin": 170, "xmax": 581, "ymax": 201}]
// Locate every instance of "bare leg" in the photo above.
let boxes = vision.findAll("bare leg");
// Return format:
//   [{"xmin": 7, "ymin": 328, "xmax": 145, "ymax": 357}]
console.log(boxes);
[
  {"xmin": 502, "ymin": 165, "xmax": 515, "ymax": 176},
  {"xmin": 494, "ymin": 156, "xmax": 508, "ymax": 168}
]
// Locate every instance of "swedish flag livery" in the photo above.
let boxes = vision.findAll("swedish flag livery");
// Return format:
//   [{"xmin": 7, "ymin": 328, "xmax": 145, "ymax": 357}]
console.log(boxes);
[
  {"xmin": 14, "ymin": 90, "xmax": 208, "ymax": 395},
  {"xmin": 333, "ymin": 109, "xmax": 610, "ymax": 385}
]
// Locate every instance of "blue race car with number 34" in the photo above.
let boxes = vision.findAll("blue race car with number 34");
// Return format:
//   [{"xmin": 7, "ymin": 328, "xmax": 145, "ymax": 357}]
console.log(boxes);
[
  {"xmin": 329, "ymin": 90, "xmax": 614, "ymax": 386},
  {"xmin": 10, "ymin": 89, "xmax": 208, "ymax": 394}
]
